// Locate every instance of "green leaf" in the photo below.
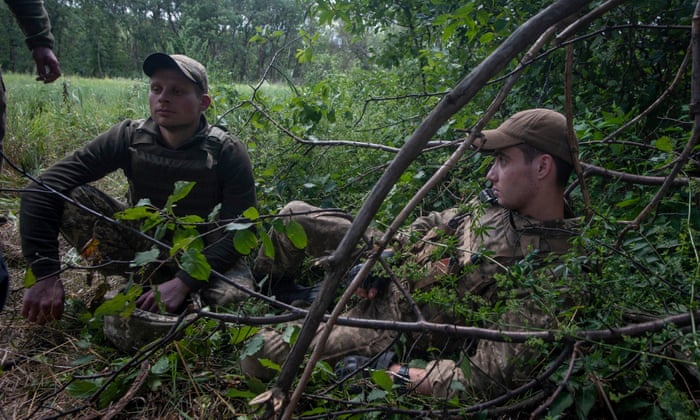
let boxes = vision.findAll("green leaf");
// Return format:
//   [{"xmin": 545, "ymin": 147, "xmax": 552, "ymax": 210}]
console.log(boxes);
[
  {"xmin": 226, "ymin": 388, "xmax": 257, "ymax": 399},
  {"xmin": 259, "ymin": 358, "xmax": 281, "ymax": 372},
  {"xmin": 177, "ymin": 214, "xmax": 204, "ymax": 226},
  {"xmin": 23, "ymin": 268, "xmax": 36, "ymax": 288},
  {"xmin": 576, "ymin": 383, "xmax": 596, "ymax": 419},
  {"xmin": 240, "ymin": 334, "xmax": 264, "ymax": 359},
  {"xmin": 93, "ymin": 286, "xmax": 141, "ymax": 317},
  {"xmin": 180, "ymin": 248, "xmax": 211, "ymax": 281},
  {"xmin": 70, "ymin": 355, "xmax": 95, "ymax": 366},
  {"xmin": 225, "ymin": 221, "xmax": 254, "ymax": 231},
  {"xmin": 67, "ymin": 379, "xmax": 100, "ymax": 398},
  {"xmin": 548, "ymin": 390, "xmax": 574, "ymax": 417},
  {"xmin": 233, "ymin": 229, "xmax": 258, "ymax": 255},
  {"xmin": 243, "ymin": 206, "xmax": 260, "ymax": 221},
  {"xmin": 371, "ymin": 370, "xmax": 393, "ymax": 392},
  {"xmin": 115, "ymin": 206, "xmax": 154, "ymax": 221},
  {"xmin": 615, "ymin": 198, "xmax": 640, "ymax": 208},
  {"xmin": 98, "ymin": 380, "xmax": 125, "ymax": 409},
  {"xmin": 229, "ymin": 326, "xmax": 260, "ymax": 345},
  {"xmin": 131, "ymin": 247, "xmax": 160, "ymax": 267},
  {"xmin": 284, "ymin": 220, "xmax": 307, "ymax": 249},
  {"xmin": 151, "ymin": 356, "xmax": 171, "ymax": 375},
  {"xmin": 281, "ymin": 325, "xmax": 300, "ymax": 346},
  {"xmin": 367, "ymin": 388, "xmax": 387, "ymax": 402},
  {"xmin": 153, "ymin": 222, "xmax": 168, "ymax": 240},
  {"xmin": 261, "ymin": 230, "xmax": 275, "ymax": 259},
  {"xmin": 271, "ymin": 218, "xmax": 286, "ymax": 232},
  {"xmin": 171, "ymin": 228, "xmax": 204, "ymax": 256},
  {"xmin": 207, "ymin": 203, "xmax": 222, "ymax": 222},
  {"xmin": 654, "ymin": 136, "xmax": 673, "ymax": 152},
  {"xmin": 165, "ymin": 181, "xmax": 196, "ymax": 210}
]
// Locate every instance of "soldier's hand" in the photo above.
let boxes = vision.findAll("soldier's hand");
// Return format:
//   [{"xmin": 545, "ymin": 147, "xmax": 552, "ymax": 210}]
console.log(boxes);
[
  {"xmin": 357, "ymin": 274, "xmax": 390, "ymax": 300},
  {"xmin": 348, "ymin": 263, "xmax": 390, "ymax": 300},
  {"xmin": 136, "ymin": 277, "xmax": 190, "ymax": 314},
  {"xmin": 22, "ymin": 275, "xmax": 65, "ymax": 324},
  {"xmin": 31, "ymin": 46, "xmax": 61, "ymax": 83}
]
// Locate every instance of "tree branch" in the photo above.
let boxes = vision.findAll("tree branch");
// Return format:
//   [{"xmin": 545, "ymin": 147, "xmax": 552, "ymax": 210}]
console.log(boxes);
[{"xmin": 273, "ymin": 2, "xmax": 598, "ymax": 417}]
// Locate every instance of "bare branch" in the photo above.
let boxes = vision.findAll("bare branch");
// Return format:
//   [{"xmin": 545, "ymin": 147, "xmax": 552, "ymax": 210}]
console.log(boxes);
[
  {"xmin": 580, "ymin": 162, "xmax": 695, "ymax": 186},
  {"xmin": 617, "ymin": 1, "xmax": 700, "ymax": 239},
  {"xmin": 276, "ymin": 2, "xmax": 599, "ymax": 416},
  {"xmin": 555, "ymin": 0, "xmax": 628, "ymax": 44}
]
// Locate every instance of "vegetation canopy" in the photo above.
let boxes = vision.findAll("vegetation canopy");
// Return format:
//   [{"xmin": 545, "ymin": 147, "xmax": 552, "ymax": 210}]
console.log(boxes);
[{"xmin": 0, "ymin": 0, "xmax": 699, "ymax": 418}]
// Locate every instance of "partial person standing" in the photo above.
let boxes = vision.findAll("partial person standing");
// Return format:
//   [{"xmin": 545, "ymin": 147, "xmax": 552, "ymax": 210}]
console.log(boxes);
[{"xmin": 1, "ymin": 0, "xmax": 62, "ymax": 310}]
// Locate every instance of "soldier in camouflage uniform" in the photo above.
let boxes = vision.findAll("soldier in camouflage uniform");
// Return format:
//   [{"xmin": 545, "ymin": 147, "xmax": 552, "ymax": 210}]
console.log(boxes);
[
  {"xmin": 242, "ymin": 109, "xmax": 582, "ymax": 400},
  {"xmin": 20, "ymin": 53, "xmax": 256, "ymax": 326},
  {"xmin": 0, "ymin": 0, "xmax": 61, "ymax": 310}
]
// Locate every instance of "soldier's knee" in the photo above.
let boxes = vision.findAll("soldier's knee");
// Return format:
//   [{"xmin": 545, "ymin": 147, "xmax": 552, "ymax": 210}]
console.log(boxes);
[{"xmin": 240, "ymin": 328, "xmax": 292, "ymax": 381}]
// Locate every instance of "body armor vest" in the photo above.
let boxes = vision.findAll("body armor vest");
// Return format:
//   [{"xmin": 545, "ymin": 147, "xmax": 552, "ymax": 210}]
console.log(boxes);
[
  {"xmin": 125, "ymin": 123, "xmax": 229, "ymax": 219},
  {"xmin": 406, "ymin": 192, "xmax": 580, "ymax": 354}
]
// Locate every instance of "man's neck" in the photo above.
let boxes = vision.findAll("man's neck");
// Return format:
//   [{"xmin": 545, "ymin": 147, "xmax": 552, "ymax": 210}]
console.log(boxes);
[
  {"xmin": 159, "ymin": 123, "xmax": 200, "ymax": 149},
  {"xmin": 519, "ymin": 190, "xmax": 566, "ymax": 221}
]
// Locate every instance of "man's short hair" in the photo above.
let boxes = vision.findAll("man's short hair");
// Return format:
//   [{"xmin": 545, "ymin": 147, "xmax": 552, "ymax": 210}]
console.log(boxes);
[{"xmin": 516, "ymin": 143, "xmax": 573, "ymax": 188}]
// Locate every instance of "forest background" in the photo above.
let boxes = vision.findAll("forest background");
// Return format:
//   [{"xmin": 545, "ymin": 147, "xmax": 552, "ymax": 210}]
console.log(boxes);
[{"xmin": 0, "ymin": 0, "xmax": 699, "ymax": 418}]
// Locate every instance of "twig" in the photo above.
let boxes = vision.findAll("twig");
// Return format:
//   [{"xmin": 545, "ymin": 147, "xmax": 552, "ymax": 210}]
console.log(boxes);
[
  {"xmin": 530, "ymin": 342, "xmax": 580, "ymax": 419},
  {"xmin": 100, "ymin": 360, "xmax": 150, "ymax": 420},
  {"xmin": 616, "ymin": 1, "xmax": 700, "ymax": 243},
  {"xmin": 565, "ymin": 41, "xmax": 593, "ymax": 220},
  {"xmin": 592, "ymin": 373, "xmax": 619, "ymax": 420},
  {"xmin": 555, "ymin": 0, "xmax": 628, "ymax": 44}
]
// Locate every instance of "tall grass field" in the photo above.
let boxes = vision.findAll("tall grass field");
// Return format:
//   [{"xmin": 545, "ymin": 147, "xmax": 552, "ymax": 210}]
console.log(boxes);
[{"xmin": 0, "ymin": 73, "xmax": 290, "ymax": 216}]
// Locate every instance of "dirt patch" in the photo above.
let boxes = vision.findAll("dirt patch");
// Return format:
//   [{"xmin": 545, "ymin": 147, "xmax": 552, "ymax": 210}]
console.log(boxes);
[
  {"xmin": 0, "ymin": 215, "xmax": 260, "ymax": 418},
  {"xmin": 0, "ymin": 219, "xmax": 117, "ymax": 417}
]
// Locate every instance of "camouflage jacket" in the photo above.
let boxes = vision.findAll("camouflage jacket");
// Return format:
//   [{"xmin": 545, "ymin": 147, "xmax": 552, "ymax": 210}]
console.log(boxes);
[{"xmin": 400, "ymin": 192, "xmax": 581, "ymax": 351}]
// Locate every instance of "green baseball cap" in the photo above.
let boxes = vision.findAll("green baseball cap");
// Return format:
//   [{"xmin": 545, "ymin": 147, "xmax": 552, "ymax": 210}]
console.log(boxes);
[
  {"xmin": 143, "ymin": 52, "xmax": 208, "ymax": 93},
  {"xmin": 474, "ymin": 108, "xmax": 575, "ymax": 165}
]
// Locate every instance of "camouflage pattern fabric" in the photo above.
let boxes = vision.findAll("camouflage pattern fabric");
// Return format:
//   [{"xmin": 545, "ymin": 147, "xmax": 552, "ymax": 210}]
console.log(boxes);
[
  {"xmin": 61, "ymin": 184, "xmax": 254, "ymax": 308},
  {"xmin": 242, "ymin": 198, "xmax": 581, "ymax": 400},
  {"xmin": 253, "ymin": 200, "xmax": 360, "ymax": 287},
  {"xmin": 240, "ymin": 283, "xmax": 403, "ymax": 380},
  {"xmin": 61, "ymin": 184, "xmax": 152, "ymax": 278}
]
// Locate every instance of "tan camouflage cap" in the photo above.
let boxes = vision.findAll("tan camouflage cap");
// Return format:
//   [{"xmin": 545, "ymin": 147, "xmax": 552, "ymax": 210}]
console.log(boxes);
[
  {"xmin": 143, "ymin": 52, "xmax": 208, "ymax": 93},
  {"xmin": 474, "ymin": 108, "xmax": 574, "ymax": 165}
]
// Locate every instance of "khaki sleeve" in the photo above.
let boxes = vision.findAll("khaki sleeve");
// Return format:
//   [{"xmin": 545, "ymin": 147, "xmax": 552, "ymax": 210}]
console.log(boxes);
[
  {"xmin": 466, "ymin": 298, "xmax": 553, "ymax": 398},
  {"xmin": 423, "ymin": 359, "xmax": 466, "ymax": 399}
]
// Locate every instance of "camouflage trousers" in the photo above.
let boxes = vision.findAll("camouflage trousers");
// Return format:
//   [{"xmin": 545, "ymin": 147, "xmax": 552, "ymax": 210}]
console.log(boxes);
[
  {"xmin": 240, "ymin": 282, "xmax": 467, "ymax": 399},
  {"xmin": 241, "ymin": 201, "xmax": 558, "ymax": 400},
  {"xmin": 241, "ymin": 200, "xmax": 466, "ymax": 398},
  {"xmin": 61, "ymin": 184, "xmax": 254, "ymax": 307},
  {"xmin": 252, "ymin": 200, "xmax": 360, "ymax": 284}
]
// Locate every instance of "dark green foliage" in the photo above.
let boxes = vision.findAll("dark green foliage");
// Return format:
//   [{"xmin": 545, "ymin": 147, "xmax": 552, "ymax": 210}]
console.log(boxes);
[{"xmin": 1, "ymin": 0, "xmax": 699, "ymax": 418}]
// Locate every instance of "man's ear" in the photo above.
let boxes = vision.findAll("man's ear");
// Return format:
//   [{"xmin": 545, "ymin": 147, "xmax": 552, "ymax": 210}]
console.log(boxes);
[
  {"xmin": 199, "ymin": 94, "xmax": 211, "ymax": 112},
  {"xmin": 535, "ymin": 154, "xmax": 555, "ymax": 180}
]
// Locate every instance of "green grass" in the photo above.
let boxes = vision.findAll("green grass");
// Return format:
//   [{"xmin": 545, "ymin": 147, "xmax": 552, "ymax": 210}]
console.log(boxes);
[
  {"xmin": 0, "ymin": 73, "xmax": 147, "ymax": 215},
  {"xmin": 0, "ymin": 72, "xmax": 293, "ymax": 216},
  {"xmin": 4, "ymin": 73, "xmax": 146, "ymax": 172}
]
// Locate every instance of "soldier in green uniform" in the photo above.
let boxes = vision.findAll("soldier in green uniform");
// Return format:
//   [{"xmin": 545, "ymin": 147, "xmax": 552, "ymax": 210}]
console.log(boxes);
[
  {"xmin": 242, "ymin": 109, "xmax": 581, "ymax": 400},
  {"xmin": 20, "ymin": 53, "xmax": 256, "ymax": 326},
  {"xmin": 0, "ymin": 0, "xmax": 61, "ymax": 310}
]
